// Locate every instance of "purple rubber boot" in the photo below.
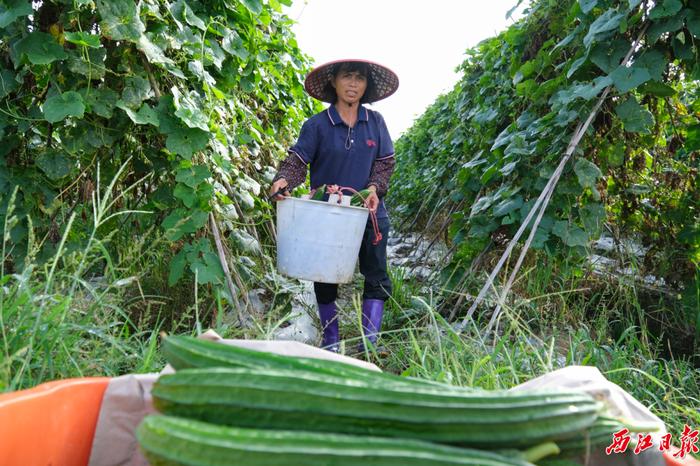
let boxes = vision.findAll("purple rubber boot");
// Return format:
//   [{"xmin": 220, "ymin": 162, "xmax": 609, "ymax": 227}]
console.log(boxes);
[
  {"xmin": 359, "ymin": 299, "xmax": 385, "ymax": 352},
  {"xmin": 318, "ymin": 302, "xmax": 339, "ymax": 352}
]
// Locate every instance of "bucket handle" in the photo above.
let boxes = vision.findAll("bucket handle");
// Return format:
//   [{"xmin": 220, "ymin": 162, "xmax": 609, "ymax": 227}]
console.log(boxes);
[{"xmin": 312, "ymin": 185, "xmax": 382, "ymax": 246}]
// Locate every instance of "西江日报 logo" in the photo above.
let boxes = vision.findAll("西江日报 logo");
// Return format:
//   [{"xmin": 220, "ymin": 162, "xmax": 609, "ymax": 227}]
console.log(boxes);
[{"xmin": 606, "ymin": 425, "xmax": 699, "ymax": 458}]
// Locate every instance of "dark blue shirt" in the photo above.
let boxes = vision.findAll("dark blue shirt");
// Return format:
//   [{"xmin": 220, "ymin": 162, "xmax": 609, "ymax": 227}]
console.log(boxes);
[{"xmin": 289, "ymin": 104, "xmax": 394, "ymax": 218}]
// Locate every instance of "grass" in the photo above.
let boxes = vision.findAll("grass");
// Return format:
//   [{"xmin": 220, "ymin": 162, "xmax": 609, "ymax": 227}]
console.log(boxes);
[
  {"xmin": 1, "ymin": 165, "xmax": 697, "ymax": 458},
  {"xmin": 364, "ymin": 258, "xmax": 700, "ymax": 439},
  {"xmin": 0, "ymin": 164, "xmax": 167, "ymax": 391}
]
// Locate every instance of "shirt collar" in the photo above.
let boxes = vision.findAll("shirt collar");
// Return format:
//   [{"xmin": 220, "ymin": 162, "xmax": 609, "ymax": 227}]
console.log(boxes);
[{"xmin": 326, "ymin": 104, "xmax": 369, "ymax": 126}]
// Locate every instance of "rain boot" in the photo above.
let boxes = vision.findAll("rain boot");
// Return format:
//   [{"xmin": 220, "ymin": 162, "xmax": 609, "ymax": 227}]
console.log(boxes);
[
  {"xmin": 358, "ymin": 298, "xmax": 385, "ymax": 354},
  {"xmin": 318, "ymin": 302, "xmax": 339, "ymax": 352}
]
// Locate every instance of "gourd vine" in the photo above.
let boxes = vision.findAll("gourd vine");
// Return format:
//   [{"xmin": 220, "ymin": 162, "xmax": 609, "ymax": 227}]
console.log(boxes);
[
  {"xmin": 0, "ymin": 0, "xmax": 320, "ymax": 304},
  {"xmin": 389, "ymin": 0, "xmax": 699, "ymax": 335}
]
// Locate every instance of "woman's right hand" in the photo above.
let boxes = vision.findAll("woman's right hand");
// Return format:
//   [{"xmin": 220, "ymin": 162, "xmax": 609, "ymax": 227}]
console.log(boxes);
[{"xmin": 269, "ymin": 178, "xmax": 290, "ymax": 201}]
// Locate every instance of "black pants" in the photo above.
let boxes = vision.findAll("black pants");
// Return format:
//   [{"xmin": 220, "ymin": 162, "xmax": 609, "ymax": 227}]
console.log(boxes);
[{"xmin": 314, "ymin": 217, "xmax": 392, "ymax": 304}]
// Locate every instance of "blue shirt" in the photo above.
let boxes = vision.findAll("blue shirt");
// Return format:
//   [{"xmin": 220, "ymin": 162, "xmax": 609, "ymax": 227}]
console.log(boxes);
[{"xmin": 289, "ymin": 104, "xmax": 394, "ymax": 218}]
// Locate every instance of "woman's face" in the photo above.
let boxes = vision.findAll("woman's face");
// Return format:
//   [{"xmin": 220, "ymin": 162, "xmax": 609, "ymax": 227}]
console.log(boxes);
[{"xmin": 331, "ymin": 68, "xmax": 367, "ymax": 105}]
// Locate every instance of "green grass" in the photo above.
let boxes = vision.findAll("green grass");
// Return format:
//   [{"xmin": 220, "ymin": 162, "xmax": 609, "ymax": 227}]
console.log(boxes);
[
  {"xmin": 367, "ymin": 259, "xmax": 700, "ymax": 439},
  {"xmin": 1, "ymin": 166, "xmax": 697, "ymax": 456},
  {"xmin": 0, "ymin": 165, "xmax": 168, "ymax": 391}
]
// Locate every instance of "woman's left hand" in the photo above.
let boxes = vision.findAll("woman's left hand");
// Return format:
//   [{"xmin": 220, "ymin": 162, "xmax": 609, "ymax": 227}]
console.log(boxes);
[{"xmin": 364, "ymin": 186, "xmax": 379, "ymax": 213}]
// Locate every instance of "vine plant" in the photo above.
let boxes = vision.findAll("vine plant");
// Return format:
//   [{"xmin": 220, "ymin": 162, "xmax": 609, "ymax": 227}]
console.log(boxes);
[
  {"xmin": 389, "ymin": 0, "xmax": 699, "ymax": 335},
  {"xmin": 0, "ymin": 0, "xmax": 318, "ymax": 302}
]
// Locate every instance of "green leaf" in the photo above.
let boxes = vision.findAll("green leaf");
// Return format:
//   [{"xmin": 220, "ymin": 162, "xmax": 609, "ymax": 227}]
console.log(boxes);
[
  {"xmin": 166, "ymin": 128, "xmax": 209, "ymax": 159},
  {"xmin": 493, "ymin": 195, "xmax": 524, "ymax": 217},
  {"xmin": 183, "ymin": 238, "xmax": 223, "ymax": 283},
  {"xmin": 172, "ymin": 87, "xmax": 209, "ymax": 131},
  {"xmin": 222, "ymin": 29, "xmax": 250, "ymax": 61},
  {"xmin": 82, "ymin": 87, "xmax": 118, "ymax": 118},
  {"xmin": 584, "ymin": 9, "xmax": 625, "ymax": 49},
  {"xmin": 609, "ymin": 64, "xmax": 651, "ymax": 93},
  {"xmin": 0, "ymin": 69, "xmax": 18, "ymax": 99},
  {"xmin": 552, "ymin": 221, "xmax": 589, "ymax": 247},
  {"xmin": 173, "ymin": 184, "xmax": 198, "ymax": 208},
  {"xmin": 168, "ymin": 249, "xmax": 187, "ymax": 286},
  {"xmin": 170, "ymin": 0, "xmax": 206, "ymax": 31},
  {"xmin": 628, "ymin": 0, "xmax": 642, "ymax": 9},
  {"xmin": 580, "ymin": 203, "xmax": 606, "ymax": 236},
  {"xmin": 67, "ymin": 47, "xmax": 106, "ymax": 80},
  {"xmin": 43, "ymin": 91, "xmax": 85, "ymax": 123},
  {"xmin": 188, "ymin": 61, "xmax": 217, "ymax": 87},
  {"xmin": 604, "ymin": 140, "xmax": 626, "ymax": 167},
  {"xmin": 241, "ymin": 0, "xmax": 263, "ymax": 15},
  {"xmin": 615, "ymin": 97, "xmax": 654, "ymax": 133},
  {"xmin": 86, "ymin": 125, "xmax": 118, "ymax": 148},
  {"xmin": 182, "ymin": 2, "xmax": 206, "ymax": 30},
  {"xmin": 176, "ymin": 165, "xmax": 211, "ymax": 188},
  {"xmin": 516, "ymin": 60, "xmax": 539, "ymax": 81},
  {"xmin": 634, "ymin": 49, "xmax": 666, "ymax": 81},
  {"xmin": 36, "ymin": 150, "xmax": 73, "ymax": 180},
  {"xmin": 121, "ymin": 76, "xmax": 152, "ymax": 108},
  {"xmin": 14, "ymin": 32, "xmax": 68, "ymax": 65},
  {"xmin": 566, "ymin": 54, "xmax": 589, "ymax": 78},
  {"xmin": 162, "ymin": 208, "xmax": 208, "ymax": 240},
  {"xmin": 649, "ymin": 0, "xmax": 682, "ymax": 20},
  {"xmin": 520, "ymin": 211, "xmax": 554, "ymax": 249},
  {"xmin": 688, "ymin": 10, "xmax": 700, "ymax": 38},
  {"xmin": 672, "ymin": 34, "xmax": 694, "ymax": 60},
  {"xmin": 62, "ymin": 124, "xmax": 90, "ymax": 153},
  {"xmin": 647, "ymin": 9, "xmax": 686, "ymax": 43},
  {"xmin": 155, "ymin": 95, "xmax": 180, "ymax": 133},
  {"xmin": 574, "ymin": 158, "xmax": 602, "ymax": 191},
  {"xmin": 580, "ymin": 0, "xmax": 597, "ymax": 14},
  {"xmin": 551, "ymin": 77, "xmax": 611, "ymax": 106},
  {"xmin": 117, "ymin": 101, "xmax": 159, "ymax": 126},
  {"xmin": 684, "ymin": 124, "xmax": 700, "ymax": 151},
  {"xmin": 96, "ymin": 0, "xmax": 145, "ymax": 41},
  {"xmin": 573, "ymin": 76, "xmax": 612, "ymax": 101},
  {"xmin": 639, "ymin": 81, "xmax": 676, "ymax": 97},
  {"xmin": 191, "ymin": 251, "xmax": 223, "ymax": 285},
  {"xmin": 137, "ymin": 35, "xmax": 174, "ymax": 65},
  {"xmin": 64, "ymin": 31, "xmax": 101, "ymax": 48},
  {"xmin": 500, "ymin": 160, "xmax": 518, "ymax": 176},
  {"xmin": 202, "ymin": 39, "xmax": 226, "ymax": 69},
  {"xmin": 590, "ymin": 39, "xmax": 629, "ymax": 73},
  {"xmin": 0, "ymin": 0, "xmax": 32, "ymax": 28},
  {"xmin": 553, "ymin": 24, "xmax": 583, "ymax": 51}
]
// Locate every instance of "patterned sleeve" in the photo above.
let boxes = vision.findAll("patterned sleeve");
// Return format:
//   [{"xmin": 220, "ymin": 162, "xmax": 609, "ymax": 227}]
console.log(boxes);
[
  {"xmin": 272, "ymin": 151, "xmax": 308, "ymax": 189},
  {"xmin": 375, "ymin": 111, "xmax": 394, "ymax": 160},
  {"xmin": 367, "ymin": 156, "xmax": 395, "ymax": 197}
]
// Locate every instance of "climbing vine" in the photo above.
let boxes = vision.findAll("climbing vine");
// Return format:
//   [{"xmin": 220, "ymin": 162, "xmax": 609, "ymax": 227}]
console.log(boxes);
[
  {"xmin": 0, "ymin": 0, "xmax": 318, "ymax": 295},
  {"xmin": 390, "ymin": 0, "xmax": 699, "ymax": 332}
]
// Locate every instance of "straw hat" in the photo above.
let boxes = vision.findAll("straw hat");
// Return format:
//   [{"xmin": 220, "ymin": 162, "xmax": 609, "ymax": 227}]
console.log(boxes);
[{"xmin": 304, "ymin": 59, "xmax": 399, "ymax": 104}]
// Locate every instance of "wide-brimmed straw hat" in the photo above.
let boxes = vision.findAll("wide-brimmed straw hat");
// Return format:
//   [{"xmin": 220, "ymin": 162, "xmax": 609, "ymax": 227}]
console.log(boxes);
[{"xmin": 304, "ymin": 59, "xmax": 399, "ymax": 104}]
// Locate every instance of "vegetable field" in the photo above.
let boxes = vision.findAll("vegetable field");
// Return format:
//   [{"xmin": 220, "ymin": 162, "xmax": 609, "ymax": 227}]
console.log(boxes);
[
  {"xmin": 390, "ymin": 0, "xmax": 699, "ymax": 351},
  {"xmin": 0, "ymin": 0, "xmax": 699, "ymax": 450}
]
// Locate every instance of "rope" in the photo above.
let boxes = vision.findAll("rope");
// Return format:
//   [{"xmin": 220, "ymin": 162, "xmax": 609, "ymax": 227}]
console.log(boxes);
[
  {"xmin": 311, "ymin": 184, "xmax": 383, "ymax": 245},
  {"xmin": 456, "ymin": 23, "xmax": 650, "ymax": 335}
]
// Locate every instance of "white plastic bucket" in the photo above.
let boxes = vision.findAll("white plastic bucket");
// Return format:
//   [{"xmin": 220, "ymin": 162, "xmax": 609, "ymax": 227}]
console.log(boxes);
[{"xmin": 276, "ymin": 197, "xmax": 369, "ymax": 284}]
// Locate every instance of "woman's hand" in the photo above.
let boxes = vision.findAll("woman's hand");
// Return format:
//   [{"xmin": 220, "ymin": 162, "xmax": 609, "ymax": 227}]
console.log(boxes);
[
  {"xmin": 269, "ymin": 178, "xmax": 290, "ymax": 201},
  {"xmin": 364, "ymin": 185, "xmax": 379, "ymax": 213}
]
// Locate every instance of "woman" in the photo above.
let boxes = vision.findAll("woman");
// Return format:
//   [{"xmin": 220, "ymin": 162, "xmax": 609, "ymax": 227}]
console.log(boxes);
[{"xmin": 269, "ymin": 59, "xmax": 399, "ymax": 353}]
